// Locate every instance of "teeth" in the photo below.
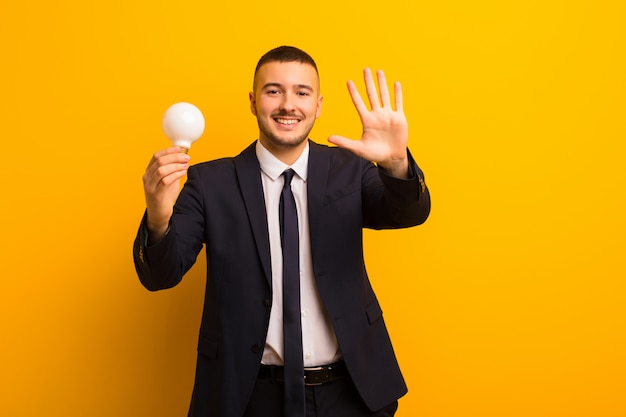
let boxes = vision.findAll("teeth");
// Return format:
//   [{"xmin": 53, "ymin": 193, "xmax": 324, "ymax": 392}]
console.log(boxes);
[{"xmin": 276, "ymin": 118, "xmax": 298, "ymax": 125}]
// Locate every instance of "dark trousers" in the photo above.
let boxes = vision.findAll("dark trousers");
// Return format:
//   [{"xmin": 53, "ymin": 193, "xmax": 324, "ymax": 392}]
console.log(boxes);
[{"xmin": 243, "ymin": 375, "xmax": 398, "ymax": 417}]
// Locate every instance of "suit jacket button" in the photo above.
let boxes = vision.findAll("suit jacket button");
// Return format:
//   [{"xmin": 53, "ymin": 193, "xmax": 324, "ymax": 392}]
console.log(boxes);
[
  {"xmin": 251, "ymin": 344, "xmax": 262, "ymax": 354},
  {"xmin": 263, "ymin": 298, "xmax": 271, "ymax": 308}
]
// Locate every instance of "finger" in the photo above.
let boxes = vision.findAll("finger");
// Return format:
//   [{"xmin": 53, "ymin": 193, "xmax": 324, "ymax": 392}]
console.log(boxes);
[
  {"xmin": 144, "ymin": 158, "xmax": 188, "ymax": 188},
  {"xmin": 159, "ymin": 168, "xmax": 188, "ymax": 187},
  {"xmin": 145, "ymin": 163, "xmax": 187, "ymax": 189},
  {"xmin": 155, "ymin": 161, "xmax": 188, "ymax": 183},
  {"xmin": 328, "ymin": 135, "xmax": 364, "ymax": 157},
  {"xmin": 145, "ymin": 167, "xmax": 186, "ymax": 188},
  {"xmin": 346, "ymin": 80, "xmax": 369, "ymax": 118},
  {"xmin": 394, "ymin": 81, "xmax": 404, "ymax": 113},
  {"xmin": 147, "ymin": 147, "xmax": 188, "ymax": 170},
  {"xmin": 147, "ymin": 150, "xmax": 190, "ymax": 172},
  {"xmin": 156, "ymin": 146, "xmax": 183, "ymax": 158},
  {"xmin": 377, "ymin": 70, "xmax": 391, "ymax": 108},
  {"xmin": 150, "ymin": 147, "xmax": 184, "ymax": 163},
  {"xmin": 363, "ymin": 68, "xmax": 380, "ymax": 110}
]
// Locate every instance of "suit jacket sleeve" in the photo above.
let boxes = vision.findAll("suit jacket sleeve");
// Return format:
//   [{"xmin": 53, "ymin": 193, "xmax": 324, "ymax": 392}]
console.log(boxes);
[
  {"xmin": 362, "ymin": 148, "xmax": 430, "ymax": 229},
  {"xmin": 133, "ymin": 164, "xmax": 207, "ymax": 291}
]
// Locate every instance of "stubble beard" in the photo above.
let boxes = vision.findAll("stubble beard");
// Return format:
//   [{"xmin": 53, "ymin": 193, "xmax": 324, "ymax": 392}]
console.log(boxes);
[{"xmin": 257, "ymin": 117, "xmax": 314, "ymax": 150}]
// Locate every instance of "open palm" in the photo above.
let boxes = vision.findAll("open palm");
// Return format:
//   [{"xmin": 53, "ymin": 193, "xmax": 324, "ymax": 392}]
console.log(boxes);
[{"xmin": 328, "ymin": 68, "xmax": 409, "ymax": 177}]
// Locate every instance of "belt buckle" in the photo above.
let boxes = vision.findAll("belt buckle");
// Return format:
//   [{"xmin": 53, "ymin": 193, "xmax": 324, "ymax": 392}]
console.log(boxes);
[{"xmin": 304, "ymin": 366, "xmax": 327, "ymax": 386}]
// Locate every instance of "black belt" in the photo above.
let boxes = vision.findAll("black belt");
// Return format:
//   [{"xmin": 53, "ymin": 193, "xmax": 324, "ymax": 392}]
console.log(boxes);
[{"xmin": 258, "ymin": 361, "xmax": 347, "ymax": 386}]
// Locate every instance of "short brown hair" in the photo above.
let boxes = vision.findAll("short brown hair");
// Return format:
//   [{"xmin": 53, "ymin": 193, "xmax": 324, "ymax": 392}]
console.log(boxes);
[{"xmin": 254, "ymin": 46, "xmax": 318, "ymax": 78}]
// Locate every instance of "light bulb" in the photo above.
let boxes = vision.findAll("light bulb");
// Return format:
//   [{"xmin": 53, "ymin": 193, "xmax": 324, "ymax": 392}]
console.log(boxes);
[{"xmin": 162, "ymin": 102, "xmax": 205, "ymax": 153}]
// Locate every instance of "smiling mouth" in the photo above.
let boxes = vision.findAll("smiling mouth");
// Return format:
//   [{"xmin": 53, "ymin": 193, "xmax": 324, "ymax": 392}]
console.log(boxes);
[{"xmin": 274, "ymin": 118, "xmax": 300, "ymax": 125}]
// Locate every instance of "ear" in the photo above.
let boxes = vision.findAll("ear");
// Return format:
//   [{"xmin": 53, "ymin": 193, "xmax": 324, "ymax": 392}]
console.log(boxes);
[
  {"xmin": 315, "ymin": 95, "xmax": 323, "ymax": 119},
  {"xmin": 249, "ymin": 91, "xmax": 257, "ymax": 116}
]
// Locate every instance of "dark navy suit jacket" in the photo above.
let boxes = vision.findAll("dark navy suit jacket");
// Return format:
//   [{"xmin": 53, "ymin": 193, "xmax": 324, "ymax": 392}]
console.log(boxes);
[{"xmin": 133, "ymin": 140, "xmax": 430, "ymax": 417}]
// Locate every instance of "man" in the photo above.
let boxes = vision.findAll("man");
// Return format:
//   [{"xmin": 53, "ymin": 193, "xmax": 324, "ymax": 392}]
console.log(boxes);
[{"xmin": 134, "ymin": 46, "xmax": 430, "ymax": 417}]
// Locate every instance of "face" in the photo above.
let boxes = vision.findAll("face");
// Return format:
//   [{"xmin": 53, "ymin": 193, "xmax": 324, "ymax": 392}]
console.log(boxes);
[{"xmin": 250, "ymin": 61, "xmax": 323, "ymax": 156}]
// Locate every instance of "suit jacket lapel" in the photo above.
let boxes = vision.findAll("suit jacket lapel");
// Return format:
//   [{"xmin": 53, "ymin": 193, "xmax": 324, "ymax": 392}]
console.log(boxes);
[
  {"xmin": 233, "ymin": 140, "xmax": 330, "ymax": 288},
  {"xmin": 307, "ymin": 141, "xmax": 330, "ymax": 263},
  {"xmin": 234, "ymin": 142, "xmax": 272, "ymax": 287}
]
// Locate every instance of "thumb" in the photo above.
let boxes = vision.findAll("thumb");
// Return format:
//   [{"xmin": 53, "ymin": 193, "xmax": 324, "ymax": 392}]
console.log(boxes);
[{"xmin": 328, "ymin": 135, "xmax": 362, "ymax": 154}]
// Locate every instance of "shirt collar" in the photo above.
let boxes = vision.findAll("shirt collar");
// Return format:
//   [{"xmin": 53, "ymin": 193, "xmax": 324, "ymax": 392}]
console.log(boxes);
[{"xmin": 255, "ymin": 140, "xmax": 309, "ymax": 182}]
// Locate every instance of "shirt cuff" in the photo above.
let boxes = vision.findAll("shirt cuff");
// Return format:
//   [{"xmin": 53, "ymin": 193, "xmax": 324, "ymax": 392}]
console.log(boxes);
[{"xmin": 142, "ymin": 222, "xmax": 171, "ymax": 247}]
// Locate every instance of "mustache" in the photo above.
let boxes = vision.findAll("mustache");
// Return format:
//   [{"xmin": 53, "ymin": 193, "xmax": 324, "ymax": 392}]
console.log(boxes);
[{"xmin": 271, "ymin": 111, "xmax": 303, "ymax": 119}]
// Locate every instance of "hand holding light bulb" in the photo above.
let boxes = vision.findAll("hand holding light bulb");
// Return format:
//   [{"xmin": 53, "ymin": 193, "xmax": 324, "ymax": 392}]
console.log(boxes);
[{"xmin": 162, "ymin": 102, "xmax": 205, "ymax": 153}]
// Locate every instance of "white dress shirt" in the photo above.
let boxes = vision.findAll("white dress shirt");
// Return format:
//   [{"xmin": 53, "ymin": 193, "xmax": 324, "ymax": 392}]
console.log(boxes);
[{"xmin": 256, "ymin": 141, "xmax": 342, "ymax": 367}]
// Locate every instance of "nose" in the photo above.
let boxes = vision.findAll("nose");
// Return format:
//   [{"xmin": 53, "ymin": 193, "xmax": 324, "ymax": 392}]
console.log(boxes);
[{"xmin": 279, "ymin": 93, "xmax": 296, "ymax": 112}]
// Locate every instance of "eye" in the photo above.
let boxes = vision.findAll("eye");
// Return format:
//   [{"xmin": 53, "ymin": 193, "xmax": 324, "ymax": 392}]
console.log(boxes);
[
  {"xmin": 266, "ymin": 89, "xmax": 280, "ymax": 95},
  {"xmin": 297, "ymin": 91, "xmax": 310, "ymax": 96}
]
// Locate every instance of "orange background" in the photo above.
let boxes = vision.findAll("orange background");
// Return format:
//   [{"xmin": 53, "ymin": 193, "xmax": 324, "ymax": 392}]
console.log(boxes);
[{"xmin": 1, "ymin": 0, "xmax": 625, "ymax": 416}]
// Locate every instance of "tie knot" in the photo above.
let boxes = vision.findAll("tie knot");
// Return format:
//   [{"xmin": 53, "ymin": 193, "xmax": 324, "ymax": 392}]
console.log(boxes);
[{"xmin": 282, "ymin": 169, "xmax": 295, "ymax": 185}]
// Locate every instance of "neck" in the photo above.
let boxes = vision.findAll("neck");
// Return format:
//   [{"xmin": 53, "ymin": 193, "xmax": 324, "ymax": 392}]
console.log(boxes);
[{"xmin": 259, "ymin": 138, "xmax": 308, "ymax": 166}]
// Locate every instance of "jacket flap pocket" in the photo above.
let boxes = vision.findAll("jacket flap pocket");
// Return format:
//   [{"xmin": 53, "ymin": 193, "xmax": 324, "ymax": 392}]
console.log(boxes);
[
  {"xmin": 323, "ymin": 184, "xmax": 360, "ymax": 206},
  {"xmin": 366, "ymin": 300, "xmax": 383, "ymax": 325},
  {"xmin": 197, "ymin": 334, "xmax": 219, "ymax": 358}
]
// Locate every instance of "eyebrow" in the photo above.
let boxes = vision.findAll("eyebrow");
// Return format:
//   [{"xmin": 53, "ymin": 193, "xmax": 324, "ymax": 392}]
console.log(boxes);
[{"xmin": 262, "ymin": 82, "xmax": 314, "ymax": 92}]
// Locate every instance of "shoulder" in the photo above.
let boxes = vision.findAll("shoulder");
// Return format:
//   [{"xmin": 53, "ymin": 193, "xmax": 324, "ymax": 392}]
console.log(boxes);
[
  {"xmin": 190, "ymin": 157, "xmax": 235, "ymax": 172},
  {"xmin": 186, "ymin": 158, "xmax": 237, "ymax": 187},
  {"xmin": 310, "ymin": 140, "xmax": 367, "ymax": 166},
  {"xmin": 188, "ymin": 141, "xmax": 257, "ymax": 178}
]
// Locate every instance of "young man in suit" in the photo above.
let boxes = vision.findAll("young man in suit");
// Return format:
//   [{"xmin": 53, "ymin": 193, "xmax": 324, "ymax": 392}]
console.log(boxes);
[{"xmin": 134, "ymin": 46, "xmax": 430, "ymax": 417}]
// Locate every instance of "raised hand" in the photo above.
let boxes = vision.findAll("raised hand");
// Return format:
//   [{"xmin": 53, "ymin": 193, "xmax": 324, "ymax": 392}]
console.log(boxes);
[
  {"xmin": 142, "ymin": 147, "xmax": 190, "ymax": 242},
  {"xmin": 328, "ymin": 68, "xmax": 409, "ymax": 178}
]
